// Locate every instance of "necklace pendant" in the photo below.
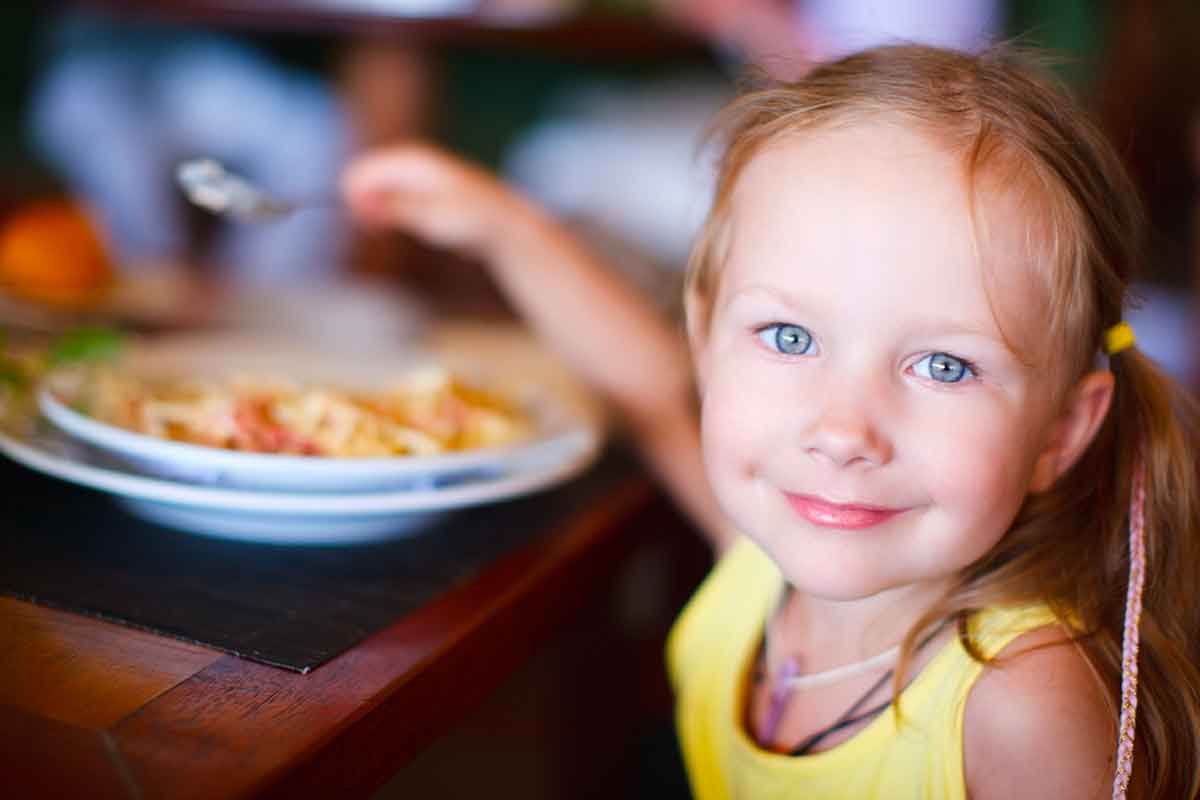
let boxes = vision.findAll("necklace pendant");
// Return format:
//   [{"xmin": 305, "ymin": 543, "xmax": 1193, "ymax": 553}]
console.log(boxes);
[{"xmin": 759, "ymin": 655, "xmax": 800, "ymax": 746}]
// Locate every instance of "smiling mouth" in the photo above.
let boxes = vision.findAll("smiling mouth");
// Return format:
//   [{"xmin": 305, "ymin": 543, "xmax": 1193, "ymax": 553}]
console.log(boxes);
[{"xmin": 783, "ymin": 493, "xmax": 909, "ymax": 530}]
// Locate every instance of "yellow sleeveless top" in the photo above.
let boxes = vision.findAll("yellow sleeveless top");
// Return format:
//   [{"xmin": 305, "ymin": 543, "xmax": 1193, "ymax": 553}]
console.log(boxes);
[{"xmin": 666, "ymin": 538, "xmax": 1059, "ymax": 800}]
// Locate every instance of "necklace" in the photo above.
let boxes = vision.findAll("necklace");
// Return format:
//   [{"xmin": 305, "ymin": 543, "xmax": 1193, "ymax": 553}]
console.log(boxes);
[
  {"xmin": 767, "ymin": 642, "xmax": 903, "ymax": 692},
  {"xmin": 760, "ymin": 592, "xmax": 907, "ymax": 692},
  {"xmin": 755, "ymin": 602, "xmax": 951, "ymax": 751}
]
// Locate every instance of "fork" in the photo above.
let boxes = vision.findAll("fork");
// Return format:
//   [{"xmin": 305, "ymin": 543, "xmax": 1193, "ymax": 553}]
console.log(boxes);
[{"xmin": 175, "ymin": 158, "xmax": 333, "ymax": 222}]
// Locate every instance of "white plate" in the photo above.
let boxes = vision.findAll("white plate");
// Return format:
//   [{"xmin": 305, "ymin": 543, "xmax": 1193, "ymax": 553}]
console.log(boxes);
[
  {"xmin": 0, "ymin": 418, "xmax": 601, "ymax": 544},
  {"xmin": 37, "ymin": 327, "xmax": 603, "ymax": 493}
]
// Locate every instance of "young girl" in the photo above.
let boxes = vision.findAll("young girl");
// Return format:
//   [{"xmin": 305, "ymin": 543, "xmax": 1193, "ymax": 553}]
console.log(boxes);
[{"xmin": 342, "ymin": 45, "xmax": 1200, "ymax": 799}]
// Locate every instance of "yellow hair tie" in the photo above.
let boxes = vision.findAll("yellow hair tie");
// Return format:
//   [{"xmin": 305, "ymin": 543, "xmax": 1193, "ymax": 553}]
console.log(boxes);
[{"xmin": 1104, "ymin": 321, "xmax": 1136, "ymax": 355}]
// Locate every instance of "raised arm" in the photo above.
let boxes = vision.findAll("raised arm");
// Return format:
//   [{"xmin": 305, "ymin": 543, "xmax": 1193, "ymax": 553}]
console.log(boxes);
[{"xmin": 341, "ymin": 143, "xmax": 734, "ymax": 551}]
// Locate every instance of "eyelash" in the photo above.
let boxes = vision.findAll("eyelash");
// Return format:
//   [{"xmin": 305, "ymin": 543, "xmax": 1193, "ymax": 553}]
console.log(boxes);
[{"xmin": 752, "ymin": 323, "xmax": 981, "ymax": 384}]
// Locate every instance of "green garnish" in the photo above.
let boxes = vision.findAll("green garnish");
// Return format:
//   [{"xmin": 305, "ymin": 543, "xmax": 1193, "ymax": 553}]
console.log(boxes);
[
  {"xmin": 47, "ymin": 326, "xmax": 125, "ymax": 366},
  {"xmin": 0, "ymin": 328, "xmax": 24, "ymax": 388}
]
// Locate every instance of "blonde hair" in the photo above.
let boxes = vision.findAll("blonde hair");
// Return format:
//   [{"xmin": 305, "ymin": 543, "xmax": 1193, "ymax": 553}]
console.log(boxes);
[{"xmin": 688, "ymin": 45, "xmax": 1200, "ymax": 797}]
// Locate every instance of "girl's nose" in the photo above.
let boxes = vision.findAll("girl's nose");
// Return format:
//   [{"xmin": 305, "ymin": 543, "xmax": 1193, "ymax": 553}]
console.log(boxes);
[{"xmin": 802, "ymin": 398, "xmax": 894, "ymax": 469}]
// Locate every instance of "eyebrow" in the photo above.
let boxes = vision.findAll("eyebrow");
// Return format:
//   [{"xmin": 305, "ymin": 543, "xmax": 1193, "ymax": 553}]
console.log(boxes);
[{"xmin": 720, "ymin": 284, "xmax": 810, "ymax": 314}]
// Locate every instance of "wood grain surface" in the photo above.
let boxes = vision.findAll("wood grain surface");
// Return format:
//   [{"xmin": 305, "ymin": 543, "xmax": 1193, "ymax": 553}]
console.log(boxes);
[{"xmin": 0, "ymin": 475, "xmax": 704, "ymax": 799}]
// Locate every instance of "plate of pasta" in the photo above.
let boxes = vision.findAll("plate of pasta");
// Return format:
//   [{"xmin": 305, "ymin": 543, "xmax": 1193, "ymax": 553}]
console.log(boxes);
[
  {"xmin": 0, "ymin": 324, "xmax": 606, "ymax": 542},
  {"xmin": 35, "ymin": 326, "xmax": 604, "ymax": 493}
]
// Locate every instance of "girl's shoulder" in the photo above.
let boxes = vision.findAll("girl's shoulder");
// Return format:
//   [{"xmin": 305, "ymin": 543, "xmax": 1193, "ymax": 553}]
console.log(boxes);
[{"xmin": 962, "ymin": 620, "xmax": 1113, "ymax": 799}]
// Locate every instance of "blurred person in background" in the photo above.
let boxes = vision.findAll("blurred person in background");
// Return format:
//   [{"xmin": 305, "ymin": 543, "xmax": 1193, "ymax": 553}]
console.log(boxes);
[
  {"xmin": 13, "ymin": 10, "xmax": 440, "ymax": 350},
  {"xmin": 25, "ymin": 11, "xmax": 437, "ymax": 287},
  {"xmin": 28, "ymin": 12, "xmax": 350, "ymax": 286}
]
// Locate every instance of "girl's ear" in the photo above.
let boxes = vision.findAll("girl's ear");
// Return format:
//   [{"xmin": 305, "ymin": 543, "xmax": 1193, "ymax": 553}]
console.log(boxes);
[
  {"xmin": 684, "ymin": 287, "xmax": 711, "ymax": 392},
  {"xmin": 1029, "ymin": 370, "xmax": 1115, "ymax": 493}
]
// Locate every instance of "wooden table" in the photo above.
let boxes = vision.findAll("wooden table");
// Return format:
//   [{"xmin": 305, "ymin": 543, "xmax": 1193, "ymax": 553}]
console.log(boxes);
[{"xmin": 0, "ymin": 469, "xmax": 706, "ymax": 799}]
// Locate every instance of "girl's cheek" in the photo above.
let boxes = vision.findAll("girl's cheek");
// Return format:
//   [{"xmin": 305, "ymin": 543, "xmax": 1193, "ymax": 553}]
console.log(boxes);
[
  {"xmin": 918, "ymin": 417, "xmax": 1026, "ymax": 502},
  {"xmin": 707, "ymin": 369, "xmax": 783, "ymax": 434}
]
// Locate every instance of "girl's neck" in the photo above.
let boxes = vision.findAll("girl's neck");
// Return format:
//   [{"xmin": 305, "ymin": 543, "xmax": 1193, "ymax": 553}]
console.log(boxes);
[{"xmin": 772, "ymin": 577, "xmax": 953, "ymax": 673}]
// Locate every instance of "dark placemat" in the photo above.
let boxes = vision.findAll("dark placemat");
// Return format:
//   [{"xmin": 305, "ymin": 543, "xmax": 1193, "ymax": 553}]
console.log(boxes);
[{"xmin": 0, "ymin": 451, "xmax": 630, "ymax": 673}]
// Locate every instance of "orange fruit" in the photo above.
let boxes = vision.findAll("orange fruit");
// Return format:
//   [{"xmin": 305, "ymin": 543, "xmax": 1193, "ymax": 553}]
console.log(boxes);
[{"xmin": 0, "ymin": 198, "xmax": 113, "ymax": 307}]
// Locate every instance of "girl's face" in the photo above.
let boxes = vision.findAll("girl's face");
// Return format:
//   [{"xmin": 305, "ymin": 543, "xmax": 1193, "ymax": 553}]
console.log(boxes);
[{"xmin": 695, "ymin": 121, "xmax": 1071, "ymax": 602}]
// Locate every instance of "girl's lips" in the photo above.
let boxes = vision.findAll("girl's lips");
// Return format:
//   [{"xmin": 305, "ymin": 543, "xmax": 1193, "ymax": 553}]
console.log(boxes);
[{"xmin": 784, "ymin": 493, "xmax": 908, "ymax": 530}]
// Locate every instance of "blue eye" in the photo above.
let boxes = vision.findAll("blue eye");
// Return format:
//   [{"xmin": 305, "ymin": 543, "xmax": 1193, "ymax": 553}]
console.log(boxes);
[
  {"xmin": 758, "ymin": 324, "xmax": 814, "ymax": 356},
  {"xmin": 914, "ymin": 352, "xmax": 974, "ymax": 383}
]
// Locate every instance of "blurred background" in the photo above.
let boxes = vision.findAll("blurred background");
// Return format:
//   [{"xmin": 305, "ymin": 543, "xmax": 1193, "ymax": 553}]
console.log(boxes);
[
  {"xmin": 0, "ymin": 0, "xmax": 1196, "ymax": 378},
  {"xmin": 0, "ymin": 3, "xmax": 1197, "ymax": 798}
]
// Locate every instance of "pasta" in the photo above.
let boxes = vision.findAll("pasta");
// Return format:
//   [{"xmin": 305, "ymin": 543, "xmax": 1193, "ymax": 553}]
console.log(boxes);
[{"xmin": 76, "ymin": 367, "xmax": 531, "ymax": 457}]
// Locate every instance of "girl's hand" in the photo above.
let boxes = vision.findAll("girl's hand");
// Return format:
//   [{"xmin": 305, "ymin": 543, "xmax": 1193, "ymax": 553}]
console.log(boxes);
[
  {"xmin": 341, "ymin": 141, "xmax": 730, "ymax": 553},
  {"xmin": 340, "ymin": 143, "xmax": 532, "ymax": 260}
]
